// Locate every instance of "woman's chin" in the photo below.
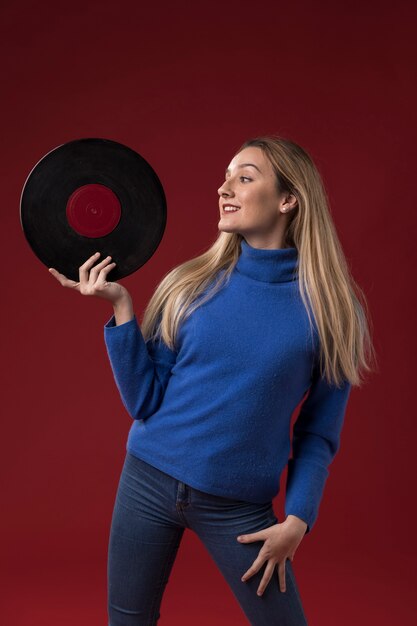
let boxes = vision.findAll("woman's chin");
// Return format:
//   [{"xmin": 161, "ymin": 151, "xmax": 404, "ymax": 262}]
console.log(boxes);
[{"xmin": 218, "ymin": 220, "xmax": 239, "ymax": 233}]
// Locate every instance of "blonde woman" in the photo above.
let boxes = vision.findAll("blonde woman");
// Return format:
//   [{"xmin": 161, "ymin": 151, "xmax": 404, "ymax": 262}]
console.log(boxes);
[{"xmin": 50, "ymin": 136, "xmax": 375, "ymax": 625}]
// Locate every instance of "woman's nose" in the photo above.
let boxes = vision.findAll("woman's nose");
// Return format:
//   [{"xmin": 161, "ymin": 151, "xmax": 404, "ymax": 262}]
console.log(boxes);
[{"xmin": 218, "ymin": 180, "xmax": 233, "ymax": 197}]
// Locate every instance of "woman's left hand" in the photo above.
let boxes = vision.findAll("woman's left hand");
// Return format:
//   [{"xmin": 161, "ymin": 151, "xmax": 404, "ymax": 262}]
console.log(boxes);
[{"xmin": 237, "ymin": 515, "xmax": 308, "ymax": 596}]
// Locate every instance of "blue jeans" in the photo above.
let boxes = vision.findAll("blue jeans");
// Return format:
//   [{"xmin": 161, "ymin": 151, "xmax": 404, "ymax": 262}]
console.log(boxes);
[{"xmin": 108, "ymin": 452, "xmax": 308, "ymax": 625}]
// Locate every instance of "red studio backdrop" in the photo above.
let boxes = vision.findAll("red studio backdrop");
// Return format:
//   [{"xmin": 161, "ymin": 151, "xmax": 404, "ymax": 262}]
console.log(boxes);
[{"xmin": 1, "ymin": 1, "xmax": 416, "ymax": 624}]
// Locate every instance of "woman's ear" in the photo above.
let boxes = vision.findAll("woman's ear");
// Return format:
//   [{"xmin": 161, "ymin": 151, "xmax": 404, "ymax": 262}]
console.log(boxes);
[
  {"xmin": 280, "ymin": 193, "xmax": 298, "ymax": 213},
  {"xmin": 286, "ymin": 193, "xmax": 298, "ymax": 210}
]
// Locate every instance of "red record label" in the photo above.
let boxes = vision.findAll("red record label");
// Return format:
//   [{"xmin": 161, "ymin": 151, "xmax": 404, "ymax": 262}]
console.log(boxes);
[{"xmin": 66, "ymin": 183, "xmax": 122, "ymax": 237}]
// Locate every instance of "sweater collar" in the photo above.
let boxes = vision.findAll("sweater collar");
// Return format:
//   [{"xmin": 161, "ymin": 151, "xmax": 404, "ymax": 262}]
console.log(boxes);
[{"xmin": 235, "ymin": 238, "xmax": 299, "ymax": 283}]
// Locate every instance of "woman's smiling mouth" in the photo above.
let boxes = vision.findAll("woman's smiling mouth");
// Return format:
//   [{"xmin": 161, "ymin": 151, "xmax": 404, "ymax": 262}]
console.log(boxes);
[{"xmin": 222, "ymin": 204, "xmax": 241, "ymax": 213}]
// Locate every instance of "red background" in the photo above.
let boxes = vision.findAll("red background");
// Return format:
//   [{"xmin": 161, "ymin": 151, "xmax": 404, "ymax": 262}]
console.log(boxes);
[{"xmin": 1, "ymin": 1, "xmax": 416, "ymax": 624}]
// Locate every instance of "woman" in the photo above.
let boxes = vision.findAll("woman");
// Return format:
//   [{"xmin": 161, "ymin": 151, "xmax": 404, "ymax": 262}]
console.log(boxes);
[{"xmin": 50, "ymin": 136, "xmax": 375, "ymax": 625}]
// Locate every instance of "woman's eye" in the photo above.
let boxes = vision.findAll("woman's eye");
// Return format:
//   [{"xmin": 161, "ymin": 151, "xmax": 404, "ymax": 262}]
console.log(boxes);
[{"xmin": 240, "ymin": 176, "xmax": 252, "ymax": 182}]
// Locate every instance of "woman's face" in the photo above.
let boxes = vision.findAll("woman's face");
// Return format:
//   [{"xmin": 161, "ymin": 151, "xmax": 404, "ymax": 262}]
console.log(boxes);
[{"xmin": 217, "ymin": 146, "xmax": 296, "ymax": 249}]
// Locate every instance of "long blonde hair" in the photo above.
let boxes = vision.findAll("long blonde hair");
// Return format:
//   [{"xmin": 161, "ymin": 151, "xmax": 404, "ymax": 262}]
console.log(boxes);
[{"xmin": 140, "ymin": 135, "xmax": 377, "ymax": 387}]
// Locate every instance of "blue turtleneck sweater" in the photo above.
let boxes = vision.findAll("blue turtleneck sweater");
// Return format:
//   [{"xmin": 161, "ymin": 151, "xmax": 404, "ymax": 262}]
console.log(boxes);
[{"xmin": 104, "ymin": 239, "xmax": 351, "ymax": 533}]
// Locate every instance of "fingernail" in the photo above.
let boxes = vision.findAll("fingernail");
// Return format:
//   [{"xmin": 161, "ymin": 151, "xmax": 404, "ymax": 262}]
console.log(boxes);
[{"xmin": 241, "ymin": 576, "xmax": 246, "ymax": 582}]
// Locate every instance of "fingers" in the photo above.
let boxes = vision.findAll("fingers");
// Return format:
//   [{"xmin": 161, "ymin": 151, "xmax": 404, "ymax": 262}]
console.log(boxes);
[
  {"xmin": 277, "ymin": 559, "xmax": 287, "ymax": 593},
  {"xmin": 95, "ymin": 257, "xmax": 116, "ymax": 289},
  {"xmin": 92, "ymin": 257, "xmax": 117, "ymax": 288},
  {"xmin": 79, "ymin": 253, "xmax": 116, "ymax": 295},
  {"xmin": 241, "ymin": 552, "xmax": 265, "ymax": 582},
  {"xmin": 241, "ymin": 557, "xmax": 287, "ymax": 595},
  {"xmin": 238, "ymin": 523, "xmax": 292, "ymax": 596},
  {"xmin": 49, "ymin": 267, "xmax": 80, "ymax": 290},
  {"xmin": 237, "ymin": 530, "xmax": 264, "ymax": 543},
  {"xmin": 49, "ymin": 252, "xmax": 116, "ymax": 294},
  {"xmin": 79, "ymin": 252, "xmax": 104, "ymax": 286},
  {"xmin": 240, "ymin": 552, "xmax": 289, "ymax": 596},
  {"xmin": 87, "ymin": 255, "xmax": 114, "ymax": 281},
  {"xmin": 256, "ymin": 560, "xmax": 276, "ymax": 596}
]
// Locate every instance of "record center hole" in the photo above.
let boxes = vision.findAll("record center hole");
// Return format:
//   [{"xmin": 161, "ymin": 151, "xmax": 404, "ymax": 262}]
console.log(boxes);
[{"xmin": 86, "ymin": 203, "xmax": 100, "ymax": 215}]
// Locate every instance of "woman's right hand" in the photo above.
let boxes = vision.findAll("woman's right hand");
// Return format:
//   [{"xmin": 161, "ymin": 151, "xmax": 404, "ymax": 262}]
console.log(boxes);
[{"xmin": 48, "ymin": 252, "xmax": 132, "ymax": 307}]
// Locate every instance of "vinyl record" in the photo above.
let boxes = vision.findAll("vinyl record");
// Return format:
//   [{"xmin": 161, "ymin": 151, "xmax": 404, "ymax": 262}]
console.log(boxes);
[{"xmin": 20, "ymin": 138, "xmax": 167, "ymax": 281}]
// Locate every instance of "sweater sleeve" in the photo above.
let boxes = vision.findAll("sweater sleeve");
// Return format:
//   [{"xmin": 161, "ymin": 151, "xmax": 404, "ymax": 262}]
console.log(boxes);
[
  {"xmin": 284, "ymin": 363, "xmax": 351, "ymax": 535},
  {"xmin": 104, "ymin": 313, "xmax": 178, "ymax": 421}
]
